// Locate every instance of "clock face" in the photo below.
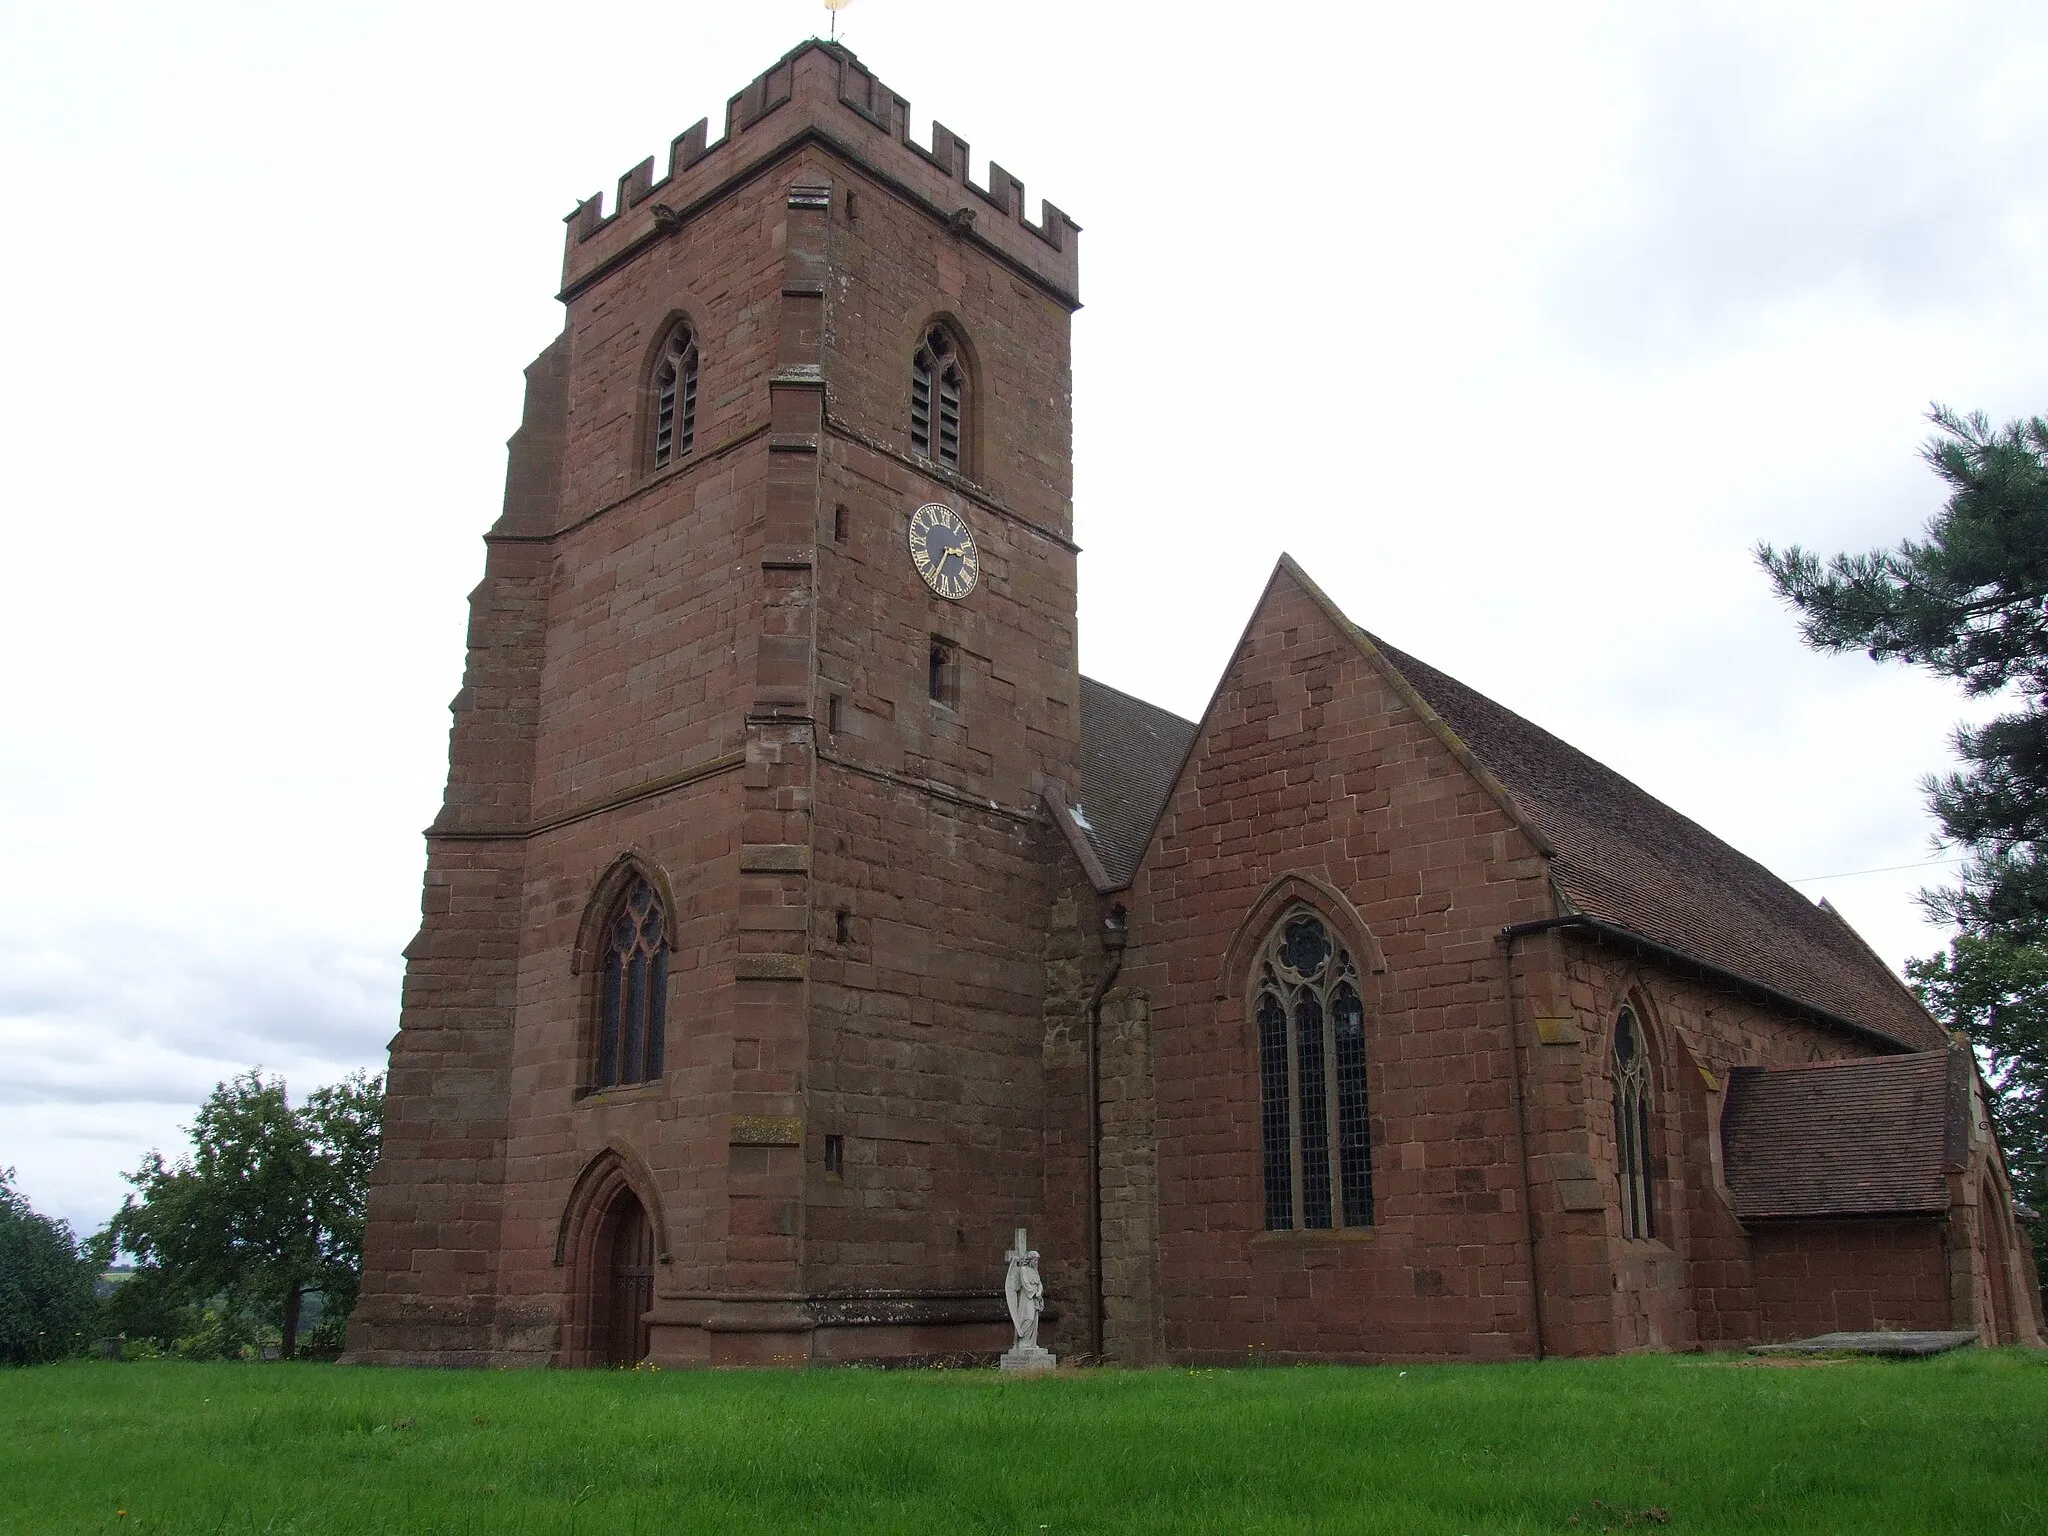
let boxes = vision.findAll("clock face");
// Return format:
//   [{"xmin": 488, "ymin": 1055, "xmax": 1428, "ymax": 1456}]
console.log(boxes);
[{"xmin": 907, "ymin": 502, "xmax": 980, "ymax": 601}]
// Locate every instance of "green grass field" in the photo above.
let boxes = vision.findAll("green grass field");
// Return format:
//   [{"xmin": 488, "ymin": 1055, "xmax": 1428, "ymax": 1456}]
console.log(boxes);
[{"xmin": 3, "ymin": 1351, "xmax": 2045, "ymax": 1534}]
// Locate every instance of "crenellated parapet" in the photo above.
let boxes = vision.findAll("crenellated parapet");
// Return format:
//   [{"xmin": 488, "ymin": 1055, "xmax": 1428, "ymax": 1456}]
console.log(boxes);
[{"xmin": 560, "ymin": 39, "xmax": 1081, "ymax": 306}]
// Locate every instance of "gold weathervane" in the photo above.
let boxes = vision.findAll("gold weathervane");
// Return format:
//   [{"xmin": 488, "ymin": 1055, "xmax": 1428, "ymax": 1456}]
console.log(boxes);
[{"xmin": 825, "ymin": 0, "xmax": 852, "ymax": 42}]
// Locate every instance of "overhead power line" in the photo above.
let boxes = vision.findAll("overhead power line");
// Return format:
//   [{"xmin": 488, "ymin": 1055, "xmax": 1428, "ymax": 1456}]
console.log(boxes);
[{"xmin": 1788, "ymin": 855, "xmax": 1966, "ymax": 884}]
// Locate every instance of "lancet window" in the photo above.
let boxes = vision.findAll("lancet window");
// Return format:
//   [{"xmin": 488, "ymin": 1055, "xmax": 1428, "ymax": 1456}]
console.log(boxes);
[
  {"xmin": 651, "ymin": 323, "xmax": 699, "ymax": 468},
  {"xmin": 1613, "ymin": 1005, "xmax": 1654, "ymax": 1239},
  {"xmin": 910, "ymin": 325, "xmax": 965, "ymax": 469},
  {"xmin": 1255, "ymin": 909, "xmax": 1373, "ymax": 1231},
  {"xmin": 596, "ymin": 876, "xmax": 667, "ymax": 1088}
]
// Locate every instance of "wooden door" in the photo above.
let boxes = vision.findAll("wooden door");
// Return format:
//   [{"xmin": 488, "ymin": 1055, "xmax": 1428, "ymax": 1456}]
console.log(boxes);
[{"xmin": 599, "ymin": 1194, "xmax": 654, "ymax": 1366}]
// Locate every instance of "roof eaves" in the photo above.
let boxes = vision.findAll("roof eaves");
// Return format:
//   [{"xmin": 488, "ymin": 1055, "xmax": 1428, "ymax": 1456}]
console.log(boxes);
[
  {"xmin": 1737, "ymin": 1198, "xmax": 1951, "ymax": 1221},
  {"xmin": 1041, "ymin": 781, "xmax": 1118, "ymax": 895},
  {"xmin": 1501, "ymin": 912, "xmax": 1916, "ymax": 1055}
]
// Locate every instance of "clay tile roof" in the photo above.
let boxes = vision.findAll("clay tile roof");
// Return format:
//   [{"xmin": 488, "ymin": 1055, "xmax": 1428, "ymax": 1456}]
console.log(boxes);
[
  {"xmin": 1721, "ymin": 1050, "xmax": 1967, "ymax": 1218},
  {"xmin": 1370, "ymin": 640, "xmax": 1947, "ymax": 1053},
  {"xmin": 1076, "ymin": 675, "xmax": 1198, "ymax": 888}
]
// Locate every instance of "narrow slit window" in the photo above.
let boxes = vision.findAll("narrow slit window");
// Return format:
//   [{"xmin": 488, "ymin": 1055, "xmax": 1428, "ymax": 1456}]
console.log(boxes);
[
  {"xmin": 652, "ymin": 325, "xmax": 699, "ymax": 469},
  {"xmin": 1254, "ymin": 909, "xmax": 1372, "ymax": 1231},
  {"xmin": 833, "ymin": 504, "xmax": 849, "ymax": 542},
  {"xmin": 827, "ymin": 693, "xmax": 842, "ymax": 735},
  {"xmin": 824, "ymin": 1134, "xmax": 845, "ymax": 1179},
  {"xmin": 929, "ymin": 639, "xmax": 955, "ymax": 705},
  {"xmin": 911, "ymin": 326, "xmax": 966, "ymax": 470},
  {"xmin": 596, "ymin": 876, "xmax": 667, "ymax": 1088},
  {"xmin": 834, "ymin": 908, "xmax": 851, "ymax": 945}
]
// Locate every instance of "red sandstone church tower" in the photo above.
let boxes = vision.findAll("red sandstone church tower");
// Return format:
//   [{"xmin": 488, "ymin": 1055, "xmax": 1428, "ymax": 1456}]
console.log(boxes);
[{"xmin": 348, "ymin": 41, "xmax": 1085, "ymax": 1365}]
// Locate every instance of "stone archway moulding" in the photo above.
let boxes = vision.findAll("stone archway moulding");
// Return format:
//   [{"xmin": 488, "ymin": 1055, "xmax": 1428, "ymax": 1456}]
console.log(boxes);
[
  {"xmin": 1613, "ymin": 974, "xmax": 1676, "ymax": 1100},
  {"xmin": 570, "ymin": 851, "xmax": 682, "ymax": 973},
  {"xmin": 553, "ymin": 1140, "xmax": 673, "ymax": 1267},
  {"xmin": 1215, "ymin": 871, "xmax": 1388, "ymax": 1001}
]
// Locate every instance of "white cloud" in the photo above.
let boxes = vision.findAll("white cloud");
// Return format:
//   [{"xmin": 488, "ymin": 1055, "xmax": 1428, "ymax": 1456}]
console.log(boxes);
[{"xmin": 3, "ymin": 0, "xmax": 2044, "ymax": 1236}]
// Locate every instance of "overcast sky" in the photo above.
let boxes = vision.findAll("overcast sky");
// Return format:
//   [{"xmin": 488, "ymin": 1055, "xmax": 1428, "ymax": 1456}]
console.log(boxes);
[{"xmin": 4, "ymin": 1, "xmax": 2046, "ymax": 1239}]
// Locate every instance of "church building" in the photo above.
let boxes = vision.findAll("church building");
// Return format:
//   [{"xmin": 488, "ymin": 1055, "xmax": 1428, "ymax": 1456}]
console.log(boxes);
[{"xmin": 346, "ymin": 41, "xmax": 2042, "ymax": 1367}]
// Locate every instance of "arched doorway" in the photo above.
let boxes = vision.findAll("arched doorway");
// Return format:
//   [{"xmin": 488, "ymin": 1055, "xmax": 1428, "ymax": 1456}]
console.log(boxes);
[
  {"xmin": 588, "ymin": 1187, "xmax": 654, "ymax": 1366},
  {"xmin": 1982, "ymin": 1179, "xmax": 2018, "ymax": 1346}
]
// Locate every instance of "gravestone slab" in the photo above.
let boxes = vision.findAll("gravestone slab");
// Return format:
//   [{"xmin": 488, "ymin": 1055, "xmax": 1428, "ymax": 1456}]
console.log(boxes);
[{"xmin": 1749, "ymin": 1331, "xmax": 1978, "ymax": 1358}]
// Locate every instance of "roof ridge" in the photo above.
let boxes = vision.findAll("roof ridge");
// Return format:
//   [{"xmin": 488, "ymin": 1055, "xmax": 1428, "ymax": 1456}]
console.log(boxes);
[
  {"xmin": 1081, "ymin": 563, "xmax": 1307, "ymax": 892},
  {"xmin": 1371, "ymin": 638, "xmax": 1801, "ymax": 901},
  {"xmin": 1273, "ymin": 558, "xmax": 1943, "ymax": 1054},
  {"xmin": 1733, "ymin": 1049, "xmax": 1947, "ymax": 1076},
  {"xmin": 1274, "ymin": 555, "xmax": 1559, "ymax": 861}
]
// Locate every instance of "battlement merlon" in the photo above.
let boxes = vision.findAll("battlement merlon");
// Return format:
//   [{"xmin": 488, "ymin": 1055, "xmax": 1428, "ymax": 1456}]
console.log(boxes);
[{"xmin": 558, "ymin": 40, "xmax": 1081, "ymax": 309}]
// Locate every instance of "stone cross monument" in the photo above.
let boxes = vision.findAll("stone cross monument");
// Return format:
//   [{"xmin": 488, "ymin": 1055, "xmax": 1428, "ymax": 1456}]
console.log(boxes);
[{"xmin": 1000, "ymin": 1227, "xmax": 1056, "ymax": 1373}]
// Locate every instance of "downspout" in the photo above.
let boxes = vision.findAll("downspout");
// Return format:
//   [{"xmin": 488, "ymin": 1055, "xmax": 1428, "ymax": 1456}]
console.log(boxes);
[
  {"xmin": 1085, "ymin": 901, "xmax": 1128, "ymax": 1360},
  {"xmin": 1499, "ymin": 924, "xmax": 1548, "ymax": 1362}
]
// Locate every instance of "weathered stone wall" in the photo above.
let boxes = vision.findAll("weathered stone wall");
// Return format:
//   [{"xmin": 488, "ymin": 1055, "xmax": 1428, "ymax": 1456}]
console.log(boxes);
[
  {"xmin": 1108, "ymin": 562, "xmax": 1939, "ymax": 1364},
  {"xmin": 1513, "ymin": 941, "xmax": 1874, "ymax": 1356},
  {"xmin": 804, "ymin": 772, "xmax": 1056, "ymax": 1303},
  {"xmin": 1117, "ymin": 565, "xmax": 1556, "ymax": 1363},
  {"xmin": 355, "ymin": 44, "xmax": 1082, "ymax": 1366},
  {"xmin": 1097, "ymin": 987, "xmax": 1161, "ymax": 1363},
  {"xmin": 1037, "ymin": 860, "xmax": 1110, "ymax": 1359},
  {"xmin": 1750, "ymin": 1218, "xmax": 1951, "ymax": 1337},
  {"xmin": 347, "ymin": 343, "xmax": 564, "ymax": 1365}
]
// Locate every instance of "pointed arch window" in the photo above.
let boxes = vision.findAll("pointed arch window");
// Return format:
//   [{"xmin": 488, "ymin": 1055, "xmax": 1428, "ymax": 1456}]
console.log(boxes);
[
  {"xmin": 596, "ymin": 876, "xmax": 667, "ymax": 1089},
  {"xmin": 651, "ymin": 324, "xmax": 699, "ymax": 469},
  {"xmin": 910, "ymin": 325, "xmax": 966, "ymax": 469},
  {"xmin": 1613, "ymin": 1005, "xmax": 1654, "ymax": 1239},
  {"xmin": 1254, "ymin": 909, "xmax": 1372, "ymax": 1231}
]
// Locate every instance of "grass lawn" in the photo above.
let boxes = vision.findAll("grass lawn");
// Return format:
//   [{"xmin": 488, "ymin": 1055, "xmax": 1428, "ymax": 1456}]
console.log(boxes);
[{"xmin": 3, "ymin": 1351, "xmax": 2045, "ymax": 1534}]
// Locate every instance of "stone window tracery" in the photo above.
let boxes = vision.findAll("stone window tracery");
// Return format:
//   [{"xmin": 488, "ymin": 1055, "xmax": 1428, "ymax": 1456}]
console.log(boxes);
[
  {"xmin": 596, "ymin": 876, "xmax": 667, "ymax": 1089},
  {"xmin": 910, "ymin": 325, "xmax": 966, "ymax": 469},
  {"xmin": 651, "ymin": 323, "xmax": 699, "ymax": 468},
  {"xmin": 1255, "ymin": 908, "xmax": 1372, "ymax": 1231},
  {"xmin": 1613, "ymin": 1005, "xmax": 1654, "ymax": 1239}
]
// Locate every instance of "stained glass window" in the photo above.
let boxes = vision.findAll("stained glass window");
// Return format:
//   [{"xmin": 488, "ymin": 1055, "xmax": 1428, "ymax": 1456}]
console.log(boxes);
[
  {"xmin": 1613, "ymin": 1006, "xmax": 1654, "ymax": 1239},
  {"xmin": 1254, "ymin": 909, "xmax": 1373, "ymax": 1230},
  {"xmin": 597, "ymin": 877, "xmax": 667, "ymax": 1088}
]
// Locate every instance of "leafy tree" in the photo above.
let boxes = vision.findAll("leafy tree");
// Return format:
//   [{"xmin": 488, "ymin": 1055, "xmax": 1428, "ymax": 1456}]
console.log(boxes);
[
  {"xmin": 94, "ymin": 1259, "xmax": 197, "ymax": 1356},
  {"xmin": 106, "ymin": 1070, "xmax": 384, "ymax": 1359},
  {"xmin": 297, "ymin": 1071, "xmax": 384, "ymax": 1344},
  {"xmin": 1908, "ymin": 936, "xmax": 2048, "ymax": 1215},
  {"xmin": 0, "ymin": 1168, "xmax": 99, "ymax": 1365},
  {"xmin": 1759, "ymin": 405, "xmax": 2048, "ymax": 1216}
]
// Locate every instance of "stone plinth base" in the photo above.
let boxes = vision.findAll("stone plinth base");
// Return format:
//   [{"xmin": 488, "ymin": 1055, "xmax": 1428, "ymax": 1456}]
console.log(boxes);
[{"xmin": 999, "ymin": 1344, "xmax": 1057, "ymax": 1374}]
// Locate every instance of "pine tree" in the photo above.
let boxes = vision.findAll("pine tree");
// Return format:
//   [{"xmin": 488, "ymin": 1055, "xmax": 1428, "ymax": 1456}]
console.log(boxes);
[{"xmin": 1760, "ymin": 405, "xmax": 2048, "ymax": 1218}]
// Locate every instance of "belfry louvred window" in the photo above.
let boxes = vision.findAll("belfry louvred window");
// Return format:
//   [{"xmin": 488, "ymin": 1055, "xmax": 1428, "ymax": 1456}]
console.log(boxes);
[
  {"xmin": 910, "ymin": 325, "xmax": 965, "ymax": 468},
  {"xmin": 1613, "ymin": 1006, "xmax": 1654, "ymax": 1239},
  {"xmin": 596, "ymin": 877, "xmax": 667, "ymax": 1089},
  {"xmin": 651, "ymin": 324, "xmax": 699, "ymax": 468},
  {"xmin": 1255, "ymin": 909, "xmax": 1372, "ymax": 1231}
]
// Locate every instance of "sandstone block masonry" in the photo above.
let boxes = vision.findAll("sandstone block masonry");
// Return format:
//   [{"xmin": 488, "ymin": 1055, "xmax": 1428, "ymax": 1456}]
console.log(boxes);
[
  {"xmin": 349, "ymin": 39, "xmax": 2041, "ymax": 1369},
  {"xmin": 349, "ymin": 39, "xmax": 1083, "ymax": 1366}
]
